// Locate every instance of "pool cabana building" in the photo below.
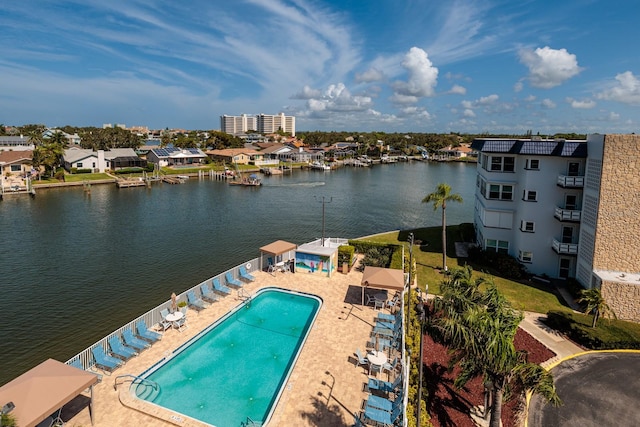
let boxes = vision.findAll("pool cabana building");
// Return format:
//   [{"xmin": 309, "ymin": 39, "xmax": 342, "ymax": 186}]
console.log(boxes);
[{"xmin": 295, "ymin": 241, "xmax": 340, "ymax": 277}]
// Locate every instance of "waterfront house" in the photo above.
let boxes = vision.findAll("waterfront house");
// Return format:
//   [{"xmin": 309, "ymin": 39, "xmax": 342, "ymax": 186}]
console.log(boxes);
[
  {"xmin": 147, "ymin": 147, "xmax": 207, "ymax": 167},
  {"xmin": 63, "ymin": 148, "xmax": 146, "ymax": 172},
  {"xmin": 0, "ymin": 150, "xmax": 34, "ymax": 177},
  {"xmin": 205, "ymin": 148, "xmax": 263, "ymax": 166}
]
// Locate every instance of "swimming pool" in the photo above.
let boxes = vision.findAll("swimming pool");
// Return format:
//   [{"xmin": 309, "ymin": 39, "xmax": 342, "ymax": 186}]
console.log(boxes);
[{"xmin": 133, "ymin": 288, "xmax": 322, "ymax": 426}]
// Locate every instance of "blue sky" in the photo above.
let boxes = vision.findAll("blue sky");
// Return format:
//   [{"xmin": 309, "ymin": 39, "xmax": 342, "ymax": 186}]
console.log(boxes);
[{"xmin": 1, "ymin": 0, "xmax": 639, "ymax": 133}]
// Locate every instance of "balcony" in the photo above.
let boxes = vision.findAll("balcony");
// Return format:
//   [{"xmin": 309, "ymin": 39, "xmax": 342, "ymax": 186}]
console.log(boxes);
[
  {"xmin": 552, "ymin": 239, "xmax": 578, "ymax": 255},
  {"xmin": 557, "ymin": 175, "xmax": 584, "ymax": 188},
  {"xmin": 554, "ymin": 207, "xmax": 581, "ymax": 222}
]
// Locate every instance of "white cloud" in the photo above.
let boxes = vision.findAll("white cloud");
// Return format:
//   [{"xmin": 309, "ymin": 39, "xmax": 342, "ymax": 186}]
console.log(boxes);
[
  {"xmin": 477, "ymin": 94, "xmax": 499, "ymax": 105},
  {"xmin": 566, "ymin": 97, "xmax": 596, "ymax": 109},
  {"xmin": 519, "ymin": 46, "xmax": 582, "ymax": 89},
  {"xmin": 461, "ymin": 100, "xmax": 473, "ymax": 109},
  {"xmin": 392, "ymin": 47, "xmax": 438, "ymax": 100},
  {"xmin": 291, "ymin": 85, "xmax": 322, "ymax": 99},
  {"xmin": 449, "ymin": 84, "xmax": 466, "ymax": 95},
  {"xmin": 514, "ymin": 81, "xmax": 523, "ymax": 92},
  {"xmin": 609, "ymin": 111, "xmax": 620, "ymax": 120},
  {"xmin": 541, "ymin": 98, "xmax": 556, "ymax": 108},
  {"xmin": 304, "ymin": 83, "xmax": 373, "ymax": 113},
  {"xmin": 389, "ymin": 93, "xmax": 419, "ymax": 104},
  {"xmin": 355, "ymin": 67, "xmax": 384, "ymax": 83},
  {"xmin": 524, "ymin": 95, "xmax": 536, "ymax": 102},
  {"xmin": 463, "ymin": 109, "xmax": 476, "ymax": 117},
  {"xmin": 596, "ymin": 71, "xmax": 640, "ymax": 105}
]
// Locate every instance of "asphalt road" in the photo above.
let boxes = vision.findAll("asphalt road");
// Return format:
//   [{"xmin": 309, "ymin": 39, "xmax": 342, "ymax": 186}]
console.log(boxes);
[{"xmin": 528, "ymin": 352, "xmax": 640, "ymax": 427}]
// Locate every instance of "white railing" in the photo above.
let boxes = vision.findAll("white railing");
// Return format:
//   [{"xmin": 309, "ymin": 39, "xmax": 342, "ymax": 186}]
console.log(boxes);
[
  {"xmin": 552, "ymin": 239, "xmax": 579, "ymax": 254},
  {"xmin": 65, "ymin": 257, "xmax": 260, "ymax": 371},
  {"xmin": 253, "ymin": 159, "xmax": 280, "ymax": 167},
  {"xmin": 557, "ymin": 175, "xmax": 584, "ymax": 187},
  {"xmin": 554, "ymin": 207, "xmax": 581, "ymax": 221}
]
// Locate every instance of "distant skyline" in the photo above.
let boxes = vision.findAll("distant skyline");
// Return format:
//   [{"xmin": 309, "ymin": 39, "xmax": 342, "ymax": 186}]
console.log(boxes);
[{"xmin": 1, "ymin": 1, "xmax": 639, "ymax": 134}]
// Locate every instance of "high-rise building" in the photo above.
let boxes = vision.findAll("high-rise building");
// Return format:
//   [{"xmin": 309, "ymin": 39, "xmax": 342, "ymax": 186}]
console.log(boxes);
[
  {"xmin": 220, "ymin": 114, "xmax": 257, "ymax": 135},
  {"xmin": 471, "ymin": 134, "xmax": 640, "ymax": 321},
  {"xmin": 220, "ymin": 113, "xmax": 295, "ymax": 136}
]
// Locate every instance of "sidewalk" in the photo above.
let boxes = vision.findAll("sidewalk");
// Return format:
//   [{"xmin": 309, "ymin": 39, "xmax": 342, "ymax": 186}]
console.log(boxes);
[{"xmin": 519, "ymin": 312, "xmax": 584, "ymax": 367}]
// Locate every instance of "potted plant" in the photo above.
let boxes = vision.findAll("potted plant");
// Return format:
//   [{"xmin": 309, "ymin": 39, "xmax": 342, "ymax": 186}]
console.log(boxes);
[{"xmin": 178, "ymin": 300, "xmax": 188, "ymax": 314}]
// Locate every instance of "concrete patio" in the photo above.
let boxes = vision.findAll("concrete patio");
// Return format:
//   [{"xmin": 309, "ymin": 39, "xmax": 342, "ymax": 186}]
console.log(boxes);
[{"xmin": 64, "ymin": 260, "xmax": 390, "ymax": 427}]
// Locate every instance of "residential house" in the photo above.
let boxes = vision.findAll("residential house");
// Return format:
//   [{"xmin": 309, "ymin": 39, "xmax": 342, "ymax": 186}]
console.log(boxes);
[
  {"xmin": 0, "ymin": 135, "xmax": 34, "ymax": 151},
  {"xmin": 205, "ymin": 148, "xmax": 265, "ymax": 166},
  {"xmin": 147, "ymin": 147, "xmax": 207, "ymax": 167},
  {"xmin": 63, "ymin": 148, "xmax": 146, "ymax": 172},
  {"xmin": 0, "ymin": 150, "xmax": 34, "ymax": 177}
]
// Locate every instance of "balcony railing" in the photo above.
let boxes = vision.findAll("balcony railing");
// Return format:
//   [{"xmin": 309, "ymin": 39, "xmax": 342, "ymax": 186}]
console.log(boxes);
[
  {"xmin": 557, "ymin": 175, "xmax": 584, "ymax": 188},
  {"xmin": 554, "ymin": 207, "xmax": 581, "ymax": 222},
  {"xmin": 552, "ymin": 239, "xmax": 578, "ymax": 255}
]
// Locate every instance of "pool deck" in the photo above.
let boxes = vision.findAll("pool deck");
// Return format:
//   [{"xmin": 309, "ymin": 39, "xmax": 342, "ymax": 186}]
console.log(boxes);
[{"xmin": 66, "ymin": 260, "xmax": 385, "ymax": 427}]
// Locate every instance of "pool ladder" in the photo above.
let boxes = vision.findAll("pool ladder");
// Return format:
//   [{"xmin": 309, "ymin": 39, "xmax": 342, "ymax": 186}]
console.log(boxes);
[
  {"xmin": 242, "ymin": 416, "xmax": 263, "ymax": 426},
  {"xmin": 113, "ymin": 374, "xmax": 161, "ymax": 400}
]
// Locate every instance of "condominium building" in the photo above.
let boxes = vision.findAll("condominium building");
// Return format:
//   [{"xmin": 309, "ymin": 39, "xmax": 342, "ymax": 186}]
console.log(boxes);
[
  {"xmin": 220, "ymin": 114, "xmax": 257, "ymax": 135},
  {"xmin": 220, "ymin": 113, "xmax": 295, "ymax": 136},
  {"xmin": 256, "ymin": 113, "xmax": 295, "ymax": 136},
  {"xmin": 471, "ymin": 134, "xmax": 640, "ymax": 321}
]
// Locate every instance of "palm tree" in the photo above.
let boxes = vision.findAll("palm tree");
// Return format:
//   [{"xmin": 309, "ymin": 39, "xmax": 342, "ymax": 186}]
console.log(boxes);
[
  {"xmin": 422, "ymin": 183, "xmax": 463, "ymax": 271},
  {"xmin": 579, "ymin": 288, "xmax": 616, "ymax": 328},
  {"xmin": 428, "ymin": 267, "xmax": 561, "ymax": 427}
]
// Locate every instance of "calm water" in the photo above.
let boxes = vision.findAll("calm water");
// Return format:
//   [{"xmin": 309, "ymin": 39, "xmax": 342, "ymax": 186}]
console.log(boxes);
[
  {"xmin": 0, "ymin": 161, "xmax": 476, "ymax": 385},
  {"xmin": 140, "ymin": 289, "xmax": 320, "ymax": 426}
]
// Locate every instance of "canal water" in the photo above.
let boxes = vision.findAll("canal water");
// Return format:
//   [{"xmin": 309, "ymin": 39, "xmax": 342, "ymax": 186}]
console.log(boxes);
[{"xmin": 0, "ymin": 161, "xmax": 476, "ymax": 385}]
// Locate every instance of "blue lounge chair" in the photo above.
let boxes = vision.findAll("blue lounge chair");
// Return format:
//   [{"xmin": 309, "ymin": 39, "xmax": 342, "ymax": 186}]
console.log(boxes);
[
  {"xmin": 136, "ymin": 320, "xmax": 162, "ymax": 342},
  {"xmin": 108, "ymin": 335, "xmax": 137, "ymax": 360},
  {"xmin": 363, "ymin": 401, "xmax": 403, "ymax": 426},
  {"xmin": 187, "ymin": 290, "xmax": 208, "ymax": 311},
  {"xmin": 376, "ymin": 310, "xmax": 401, "ymax": 323},
  {"xmin": 366, "ymin": 391, "xmax": 404, "ymax": 412},
  {"xmin": 225, "ymin": 271, "xmax": 243, "ymax": 288},
  {"xmin": 91, "ymin": 346, "xmax": 123, "ymax": 373},
  {"xmin": 212, "ymin": 277, "xmax": 231, "ymax": 295},
  {"xmin": 200, "ymin": 283, "xmax": 219, "ymax": 303},
  {"xmin": 69, "ymin": 357, "xmax": 84, "ymax": 370},
  {"xmin": 368, "ymin": 374, "xmax": 402, "ymax": 394},
  {"xmin": 238, "ymin": 265, "xmax": 255, "ymax": 282},
  {"xmin": 123, "ymin": 328, "xmax": 151, "ymax": 351}
]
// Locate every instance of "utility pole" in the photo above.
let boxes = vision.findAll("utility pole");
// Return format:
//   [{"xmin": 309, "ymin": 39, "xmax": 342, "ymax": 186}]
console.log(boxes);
[{"xmin": 315, "ymin": 196, "xmax": 333, "ymax": 246}]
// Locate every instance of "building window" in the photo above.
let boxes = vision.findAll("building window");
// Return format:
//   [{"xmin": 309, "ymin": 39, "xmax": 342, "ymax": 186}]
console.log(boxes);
[
  {"xmin": 520, "ymin": 221, "xmax": 535, "ymax": 232},
  {"xmin": 10, "ymin": 165, "xmax": 21, "ymax": 172},
  {"xmin": 519, "ymin": 251, "xmax": 533, "ymax": 263},
  {"xmin": 489, "ymin": 156, "xmax": 515, "ymax": 172},
  {"xmin": 488, "ymin": 184, "xmax": 513, "ymax": 200},
  {"xmin": 523, "ymin": 190, "xmax": 537, "ymax": 201},
  {"xmin": 77, "ymin": 162, "xmax": 83, "ymax": 168},
  {"xmin": 486, "ymin": 239, "xmax": 509, "ymax": 254},
  {"xmin": 525, "ymin": 159, "xmax": 540, "ymax": 170}
]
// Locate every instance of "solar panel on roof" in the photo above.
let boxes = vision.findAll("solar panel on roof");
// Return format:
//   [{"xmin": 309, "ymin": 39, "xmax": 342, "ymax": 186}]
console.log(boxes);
[
  {"xmin": 519, "ymin": 141, "xmax": 557, "ymax": 155},
  {"xmin": 560, "ymin": 142, "xmax": 587, "ymax": 157},
  {"xmin": 481, "ymin": 140, "xmax": 517, "ymax": 153}
]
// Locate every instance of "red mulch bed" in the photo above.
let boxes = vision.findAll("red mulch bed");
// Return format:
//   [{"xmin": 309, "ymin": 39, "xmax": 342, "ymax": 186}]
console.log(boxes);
[{"xmin": 423, "ymin": 328, "xmax": 556, "ymax": 427}]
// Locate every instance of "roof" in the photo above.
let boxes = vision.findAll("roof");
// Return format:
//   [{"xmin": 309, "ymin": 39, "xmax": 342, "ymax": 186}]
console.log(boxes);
[
  {"xmin": 150, "ymin": 147, "xmax": 206, "ymax": 159},
  {"xmin": 63, "ymin": 149, "xmax": 97, "ymax": 164},
  {"xmin": 471, "ymin": 138, "xmax": 587, "ymax": 157},
  {"xmin": 206, "ymin": 148, "xmax": 261, "ymax": 157},
  {"xmin": 361, "ymin": 266, "xmax": 405, "ymax": 291},
  {"xmin": 296, "ymin": 242, "xmax": 339, "ymax": 257},
  {"xmin": 259, "ymin": 240, "xmax": 297, "ymax": 255},
  {"xmin": 0, "ymin": 150, "xmax": 33, "ymax": 164},
  {"xmin": 0, "ymin": 359, "xmax": 99, "ymax": 427}
]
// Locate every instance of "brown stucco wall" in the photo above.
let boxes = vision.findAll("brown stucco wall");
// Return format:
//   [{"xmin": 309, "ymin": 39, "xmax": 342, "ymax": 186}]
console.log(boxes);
[
  {"xmin": 592, "ymin": 134, "xmax": 640, "ymax": 272},
  {"xmin": 601, "ymin": 279, "xmax": 640, "ymax": 323}
]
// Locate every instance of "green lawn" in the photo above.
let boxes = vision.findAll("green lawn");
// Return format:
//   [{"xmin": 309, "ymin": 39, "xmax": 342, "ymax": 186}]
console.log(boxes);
[{"xmin": 357, "ymin": 226, "xmax": 573, "ymax": 315}]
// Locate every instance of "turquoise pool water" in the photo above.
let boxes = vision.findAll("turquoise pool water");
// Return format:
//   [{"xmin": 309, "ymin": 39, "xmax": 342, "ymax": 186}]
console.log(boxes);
[{"xmin": 134, "ymin": 288, "xmax": 322, "ymax": 426}]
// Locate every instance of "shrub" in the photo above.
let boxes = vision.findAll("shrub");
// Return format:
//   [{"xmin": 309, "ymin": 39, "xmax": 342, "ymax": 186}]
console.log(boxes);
[
  {"xmin": 467, "ymin": 247, "xmax": 527, "ymax": 279},
  {"xmin": 54, "ymin": 170, "xmax": 65, "ymax": 181},
  {"xmin": 76, "ymin": 168, "xmax": 92, "ymax": 174},
  {"xmin": 348, "ymin": 240, "xmax": 402, "ymax": 270},
  {"xmin": 337, "ymin": 245, "xmax": 355, "ymax": 266},
  {"xmin": 114, "ymin": 167, "xmax": 144, "ymax": 174}
]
